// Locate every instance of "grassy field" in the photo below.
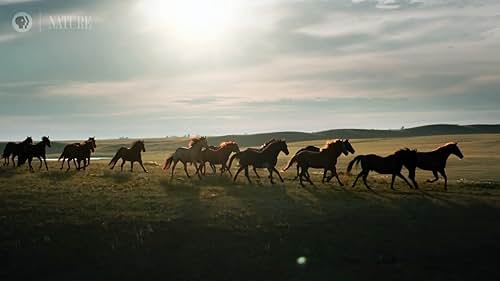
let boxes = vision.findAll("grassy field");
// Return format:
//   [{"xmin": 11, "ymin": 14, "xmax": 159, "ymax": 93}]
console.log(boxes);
[{"xmin": 1, "ymin": 134, "xmax": 500, "ymax": 280}]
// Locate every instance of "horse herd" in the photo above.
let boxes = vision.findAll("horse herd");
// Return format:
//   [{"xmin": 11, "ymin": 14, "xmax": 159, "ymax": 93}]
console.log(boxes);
[{"xmin": 1, "ymin": 136, "xmax": 464, "ymax": 190}]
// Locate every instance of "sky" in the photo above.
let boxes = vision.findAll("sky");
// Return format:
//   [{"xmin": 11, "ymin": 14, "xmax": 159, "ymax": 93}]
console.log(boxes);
[{"xmin": 0, "ymin": 0, "xmax": 499, "ymax": 140}]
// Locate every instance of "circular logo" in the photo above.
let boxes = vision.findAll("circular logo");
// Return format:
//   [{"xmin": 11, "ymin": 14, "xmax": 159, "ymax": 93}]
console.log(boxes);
[{"xmin": 12, "ymin": 12, "xmax": 33, "ymax": 33}]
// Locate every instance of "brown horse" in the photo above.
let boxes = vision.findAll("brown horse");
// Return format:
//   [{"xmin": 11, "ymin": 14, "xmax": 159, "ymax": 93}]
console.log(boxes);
[
  {"xmin": 19, "ymin": 136, "xmax": 51, "ymax": 172},
  {"xmin": 284, "ymin": 140, "xmax": 351, "ymax": 187},
  {"xmin": 109, "ymin": 140, "xmax": 148, "ymax": 173},
  {"xmin": 197, "ymin": 141, "xmax": 240, "ymax": 176},
  {"xmin": 347, "ymin": 148, "xmax": 418, "ymax": 190},
  {"xmin": 163, "ymin": 136, "xmax": 208, "ymax": 179},
  {"xmin": 59, "ymin": 140, "xmax": 95, "ymax": 171},
  {"xmin": 2, "ymin": 136, "xmax": 33, "ymax": 166},
  {"xmin": 243, "ymin": 139, "xmax": 277, "ymax": 178},
  {"xmin": 59, "ymin": 137, "xmax": 96, "ymax": 170},
  {"xmin": 229, "ymin": 139, "xmax": 289, "ymax": 184},
  {"xmin": 410, "ymin": 142, "xmax": 464, "ymax": 190},
  {"xmin": 283, "ymin": 139, "xmax": 355, "ymax": 183}
]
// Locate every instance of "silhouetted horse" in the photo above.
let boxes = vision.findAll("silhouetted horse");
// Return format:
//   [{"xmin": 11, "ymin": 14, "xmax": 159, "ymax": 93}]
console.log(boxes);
[
  {"xmin": 284, "ymin": 139, "xmax": 355, "ymax": 183},
  {"xmin": 59, "ymin": 140, "xmax": 95, "ymax": 171},
  {"xmin": 163, "ymin": 136, "xmax": 208, "ymax": 179},
  {"xmin": 74, "ymin": 137, "xmax": 96, "ymax": 168},
  {"xmin": 283, "ymin": 140, "xmax": 351, "ymax": 187},
  {"xmin": 229, "ymin": 139, "xmax": 289, "ymax": 184},
  {"xmin": 2, "ymin": 136, "xmax": 33, "ymax": 166},
  {"xmin": 243, "ymin": 139, "xmax": 277, "ymax": 178},
  {"xmin": 19, "ymin": 136, "xmax": 51, "ymax": 172},
  {"xmin": 411, "ymin": 142, "xmax": 464, "ymax": 190},
  {"xmin": 347, "ymin": 148, "xmax": 418, "ymax": 190},
  {"xmin": 109, "ymin": 140, "xmax": 148, "ymax": 173},
  {"xmin": 197, "ymin": 141, "xmax": 240, "ymax": 176}
]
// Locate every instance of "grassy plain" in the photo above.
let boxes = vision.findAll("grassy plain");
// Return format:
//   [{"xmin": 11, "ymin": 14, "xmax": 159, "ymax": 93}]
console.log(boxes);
[{"xmin": 1, "ymin": 134, "xmax": 500, "ymax": 280}]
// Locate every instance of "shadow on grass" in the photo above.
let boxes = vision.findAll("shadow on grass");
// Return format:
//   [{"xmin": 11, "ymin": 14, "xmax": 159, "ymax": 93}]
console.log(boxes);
[
  {"xmin": 39, "ymin": 170, "xmax": 77, "ymax": 181},
  {"xmin": 100, "ymin": 170, "xmax": 133, "ymax": 183}
]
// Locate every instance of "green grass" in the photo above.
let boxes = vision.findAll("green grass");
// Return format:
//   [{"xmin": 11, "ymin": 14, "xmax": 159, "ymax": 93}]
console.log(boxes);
[{"xmin": 1, "ymin": 134, "xmax": 500, "ymax": 280}]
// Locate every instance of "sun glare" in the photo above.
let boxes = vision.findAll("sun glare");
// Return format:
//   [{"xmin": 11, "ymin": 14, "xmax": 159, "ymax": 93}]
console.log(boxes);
[{"xmin": 136, "ymin": 0, "xmax": 240, "ymax": 48}]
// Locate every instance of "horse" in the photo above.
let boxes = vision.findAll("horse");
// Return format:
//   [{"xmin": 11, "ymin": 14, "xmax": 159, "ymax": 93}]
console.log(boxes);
[
  {"xmin": 163, "ymin": 136, "xmax": 209, "ymax": 179},
  {"xmin": 109, "ymin": 140, "xmax": 148, "ymax": 173},
  {"xmin": 58, "ymin": 140, "xmax": 95, "ymax": 171},
  {"xmin": 229, "ymin": 139, "xmax": 289, "ymax": 184},
  {"xmin": 241, "ymin": 139, "xmax": 277, "ymax": 178},
  {"xmin": 347, "ymin": 148, "xmax": 418, "ymax": 190},
  {"xmin": 197, "ymin": 141, "xmax": 240, "ymax": 176},
  {"xmin": 283, "ymin": 140, "xmax": 351, "ymax": 187},
  {"xmin": 2, "ymin": 136, "xmax": 33, "ymax": 166},
  {"xmin": 410, "ymin": 142, "xmax": 464, "ymax": 190},
  {"xmin": 19, "ymin": 136, "xmax": 51, "ymax": 172},
  {"xmin": 283, "ymin": 139, "xmax": 355, "ymax": 182}
]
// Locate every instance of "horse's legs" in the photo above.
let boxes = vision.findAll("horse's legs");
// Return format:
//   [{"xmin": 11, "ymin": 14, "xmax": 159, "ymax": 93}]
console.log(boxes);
[
  {"xmin": 362, "ymin": 171, "xmax": 371, "ymax": 189},
  {"xmin": 299, "ymin": 167, "xmax": 306, "ymax": 187},
  {"xmin": 293, "ymin": 164, "xmax": 300, "ymax": 181},
  {"xmin": 390, "ymin": 174, "xmax": 396, "ymax": 190},
  {"xmin": 233, "ymin": 166, "xmax": 244, "ymax": 182},
  {"xmin": 426, "ymin": 170, "xmax": 439, "ymax": 183},
  {"xmin": 331, "ymin": 169, "xmax": 344, "ymax": 186},
  {"xmin": 305, "ymin": 168, "xmax": 314, "ymax": 186},
  {"xmin": 38, "ymin": 156, "xmax": 43, "ymax": 170},
  {"xmin": 244, "ymin": 167, "xmax": 252, "ymax": 184},
  {"xmin": 11, "ymin": 155, "xmax": 16, "ymax": 167},
  {"xmin": 253, "ymin": 167, "xmax": 260, "ymax": 178},
  {"xmin": 28, "ymin": 157, "xmax": 34, "ymax": 172},
  {"xmin": 322, "ymin": 169, "xmax": 327, "ymax": 183},
  {"xmin": 60, "ymin": 158, "xmax": 65, "ymax": 170},
  {"xmin": 120, "ymin": 159, "xmax": 125, "ymax": 172},
  {"xmin": 139, "ymin": 160, "xmax": 148, "ymax": 173},
  {"xmin": 73, "ymin": 159, "xmax": 77, "ymax": 170},
  {"xmin": 267, "ymin": 168, "xmax": 275, "ymax": 184},
  {"xmin": 170, "ymin": 160, "xmax": 179, "ymax": 179},
  {"xmin": 407, "ymin": 169, "xmax": 419, "ymax": 189},
  {"xmin": 66, "ymin": 158, "xmax": 71, "ymax": 171},
  {"xmin": 43, "ymin": 157, "xmax": 49, "ymax": 171},
  {"xmin": 183, "ymin": 162, "xmax": 191, "ymax": 178},
  {"xmin": 273, "ymin": 168, "xmax": 284, "ymax": 183},
  {"xmin": 397, "ymin": 173, "xmax": 414, "ymax": 189},
  {"xmin": 194, "ymin": 162, "xmax": 202, "ymax": 179},
  {"xmin": 211, "ymin": 163, "xmax": 217, "ymax": 175},
  {"xmin": 439, "ymin": 169, "xmax": 448, "ymax": 190},
  {"xmin": 130, "ymin": 161, "xmax": 134, "ymax": 172},
  {"xmin": 352, "ymin": 171, "xmax": 363, "ymax": 188}
]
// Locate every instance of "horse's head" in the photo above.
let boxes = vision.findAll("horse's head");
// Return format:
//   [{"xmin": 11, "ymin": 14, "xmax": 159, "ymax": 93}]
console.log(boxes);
[
  {"xmin": 88, "ymin": 137, "xmax": 96, "ymax": 149},
  {"xmin": 343, "ymin": 139, "xmax": 355, "ymax": 154},
  {"xmin": 139, "ymin": 140, "xmax": 146, "ymax": 152},
  {"xmin": 25, "ymin": 136, "xmax": 33, "ymax": 144},
  {"xmin": 189, "ymin": 136, "xmax": 208, "ymax": 150},
  {"xmin": 85, "ymin": 140, "xmax": 95, "ymax": 152},
  {"xmin": 449, "ymin": 142, "xmax": 464, "ymax": 159},
  {"xmin": 42, "ymin": 136, "xmax": 51, "ymax": 148},
  {"xmin": 278, "ymin": 139, "xmax": 289, "ymax": 155},
  {"xmin": 220, "ymin": 141, "xmax": 240, "ymax": 153}
]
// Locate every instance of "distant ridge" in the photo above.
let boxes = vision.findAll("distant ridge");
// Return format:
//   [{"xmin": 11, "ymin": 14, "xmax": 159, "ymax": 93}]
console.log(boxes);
[{"xmin": 209, "ymin": 124, "xmax": 500, "ymax": 147}]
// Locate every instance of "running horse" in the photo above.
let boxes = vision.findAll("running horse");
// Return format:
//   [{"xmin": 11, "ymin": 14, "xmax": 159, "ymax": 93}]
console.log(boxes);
[
  {"xmin": 109, "ymin": 140, "xmax": 148, "ymax": 173},
  {"xmin": 283, "ymin": 139, "xmax": 351, "ymax": 187},
  {"xmin": 347, "ymin": 148, "xmax": 418, "ymax": 190},
  {"xmin": 283, "ymin": 139, "xmax": 355, "ymax": 183},
  {"xmin": 2, "ymin": 136, "xmax": 33, "ymax": 166},
  {"xmin": 163, "ymin": 136, "xmax": 209, "ymax": 179},
  {"xmin": 229, "ymin": 139, "xmax": 289, "ymax": 184},
  {"xmin": 59, "ymin": 139, "xmax": 95, "ymax": 171},
  {"xmin": 18, "ymin": 136, "xmax": 51, "ymax": 172},
  {"xmin": 410, "ymin": 142, "xmax": 464, "ymax": 190},
  {"xmin": 197, "ymin": 141, "xmax": 240, "ymax": 176}
]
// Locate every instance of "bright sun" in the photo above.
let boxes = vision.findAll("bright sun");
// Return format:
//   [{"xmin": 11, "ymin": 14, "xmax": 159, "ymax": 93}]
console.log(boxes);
[{"xmin": 136, "ymin": 0, "xmax": 240, "ymax": 47}]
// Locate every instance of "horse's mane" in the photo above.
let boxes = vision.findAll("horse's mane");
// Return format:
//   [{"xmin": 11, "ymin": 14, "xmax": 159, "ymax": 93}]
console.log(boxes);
[
  {"xmin": 395, "ymin": 148, "xmax": 417, "ymax": 155},
  {"xmin": 259, "ymin": 138, "xmax": 276, "ymax": 149},
  {"xmin": 131, "ymin": 140, "xmax": 144, "ymax": 147},
  {"xmin": 220, "ymin": 141, "xmax": 237, "ymax": 148},
  {"xmin": 322, "ymin": 139, "xmax": 341, "ymax": 150},
  {"xmin": 189, "ymin": 136, "xmax": 206, "ymax": 148},
  {"xmin": 433, "ymin": 142, "xmax": 457, "ymax": 152}
]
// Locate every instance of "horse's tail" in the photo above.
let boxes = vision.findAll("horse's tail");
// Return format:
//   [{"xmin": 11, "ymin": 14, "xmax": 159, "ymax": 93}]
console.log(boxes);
[
  {"xmin": 2, "ymin": 146, "xmax": 9, "ymax": 159},
  {"xmin": 347, "ymin": 156, "xmax": 363, "ymax": 174},
  {"xmin": 227, "ymin": 152, "xmax": 240, "ymax": 170},
  {"xmin": 108, "ymin": 149, "xmax": 123, "ymax": 166},
  {"xmin": 163, "ymin": 156, "xmax": 173, "ymax": 170},
  {"xmin": 282, "ymin": 154, "xmax": 298, "ymax": 172}
]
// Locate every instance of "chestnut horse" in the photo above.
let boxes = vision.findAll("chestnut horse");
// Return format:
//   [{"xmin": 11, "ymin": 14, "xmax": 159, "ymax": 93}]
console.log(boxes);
[
  {"xmin": 197, "ymin": 141, "xmax": 240, "ymax": 176},
  {"xmin": 229, "ymin": 139, "xmax": 289, "ymax": 184}
]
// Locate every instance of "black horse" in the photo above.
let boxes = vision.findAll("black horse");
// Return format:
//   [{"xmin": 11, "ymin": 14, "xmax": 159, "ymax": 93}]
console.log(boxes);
[
  {"xmin": 58, "ymin": 140, "xmax": 95, "ymax": 171},
  {"xmin": 229, "ymin": 139, "xmax": 289, "ymax": 184},
  {"xmin": 19, "ymin": 136, "xmax": 51, "ymax": 172},
  {"xmin": 2, "ymin": 136, "xmax": 33, "ymax": 166},
  {"xmin": 109, "ymin": 140, "xmax": 148, "ymax": 173},
  {"xmin": 347, "ymin": 148, "xmax": 418, "ymax": 190}
]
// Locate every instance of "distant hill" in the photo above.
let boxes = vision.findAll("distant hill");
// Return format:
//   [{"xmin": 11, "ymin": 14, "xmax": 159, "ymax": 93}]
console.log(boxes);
[{"xmin": 208, "ymin": 124, "xmax": 500, "ymax": 147}]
